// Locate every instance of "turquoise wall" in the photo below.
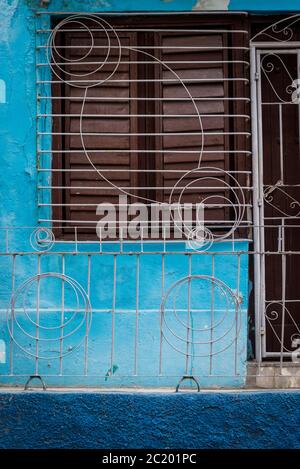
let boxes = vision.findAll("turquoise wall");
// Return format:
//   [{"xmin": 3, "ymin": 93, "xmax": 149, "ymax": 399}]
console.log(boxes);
[
  {"xmin": 1, "ymin": 0, "xmax": 297, "ymax": 388},
  {"xmin": 0, "ymin": 247, "xmax": 248, "ymax": 388}
]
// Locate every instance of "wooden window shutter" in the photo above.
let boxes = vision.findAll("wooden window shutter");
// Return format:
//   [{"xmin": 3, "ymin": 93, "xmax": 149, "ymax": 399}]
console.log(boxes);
[
  {"xmin": 155, "ymin": 27, "xmax": 249, "ymax": 233},
  {"xmin": 51, "ymin": 16, "xmax": 250, "ymax": 239},
  {"xmin": 52, "ymin": 28, "xmax": 139, "ymax": 237}
]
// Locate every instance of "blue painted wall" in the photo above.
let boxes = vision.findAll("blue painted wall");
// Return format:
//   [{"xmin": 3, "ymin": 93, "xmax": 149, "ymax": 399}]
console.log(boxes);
[
  {"xmin": 229, "ymin": 0, "xmax": 300, "ymax": 11},
  {"xmin": 0, "ymin": 247, "xmax": 248, "ymax": 388},
  {"xmin": 0, "ymin": 1, "xmax": 299, "ymax": 389},
  {"xmin": 1, "ymin": 391, "xmax": 300, "ymax": 448},
  {"xmin": 0, "ymin": 0, "xmax": 252, "ymax": 389},
  {"xmin": 0, "ymin": 0, "xmax": 300, "ymax": 453}
]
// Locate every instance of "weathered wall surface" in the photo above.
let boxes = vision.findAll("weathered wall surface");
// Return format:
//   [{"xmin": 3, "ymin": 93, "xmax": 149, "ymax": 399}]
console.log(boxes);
[
  {"xmin": 0, "ymin": 0, "xmax": 299, "ymax": 389},
  {"xmin": 0, "ymin": 0, "xmax": 300, "ymax": 453},
  {"xmin": 0, "ymin": 0, "xmax": 298, "ymax": 221},
  {"xmin": 0, "ymin": 391, "xmax": 300, "ymax": 449},
  {"xmin": 0, "ymin": 0, "xmax": 250, "ymax": 388},
  {"xmin": 0, "ymin": 0, "xmax": 297, "ymax": 227},
  {"xmin": 0, "ymin": 0, "xmax": 298, "ymax": 389}
]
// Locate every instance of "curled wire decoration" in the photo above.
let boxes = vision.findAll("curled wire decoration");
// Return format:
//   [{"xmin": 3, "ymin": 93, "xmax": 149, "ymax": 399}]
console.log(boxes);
[
  {"xmin": 251, "ymin": 14, "xmax": 300, "ymax": 43},
  {"xmin": 263, "ymin": 183, "xmax": 300, "ymax": 218},
  {"xmin": 260, "ymin": 54, "xmax": 298, "ymax": 104},
  {"xmin": 30, "ymin": 227, "xmax": 55, "ymax": 252},
  {"xmin": 47, "ymin": 14, "xmax": 204, "ymax": 207},
  {"xmin": 47, "ymin": 15, "xmax": 122, "ymax": 88},
  {"xmin": 6, "ymin": 273, "xmax": 92, "ymax": 360},
  {"xmin": 160, "ymin": 275, "xmax": 242, "ymax": 358},
  {"xmin": 265, "ymin": 302, "xmax": 300, "ymax": 353},
  {"xmin": 44, "ymin": 14, "xmax": 248, "ymax": 252},
  {"xmin": 291, "ymin": 333, "xmax": 300, "ymax": 346},
  {"xmin": 186, "ymin": 226, "xmax": 214, "ymax": 252},
  {"xmin": 169, "ymin": 167, "xmax": 246, "ymax": 245}
]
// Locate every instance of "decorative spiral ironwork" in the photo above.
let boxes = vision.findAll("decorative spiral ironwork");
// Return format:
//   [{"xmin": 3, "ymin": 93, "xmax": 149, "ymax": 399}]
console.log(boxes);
[
  {"xmin": 260, "ymin": 54, "xmax": 297, "ymax": 104},
  {"xmin": 251, "ymin": 14, "xmax": 300, "ymax": 43},
  {"xmin": 263, "ymin": 183, "xmax": 300, "ymax": 218},
  {"xmin": 30, "ymin": 228, "xmax": 55, "ymax": 252},
  {"xmin": 46, "ymin": 14, "xmax": 248, "ymax": 252},
  {"xmin": 7, "ymin": 273, "xmax": 92, "ymax": 360},
  {"xmin": 265, "ymin": 302, "xmax": 300, "ymax": 353},
  {"xmin": 47, "ymin": 15, "xmax": 122, "ymax": 89},
  {"xmin": 160, "ymin": 275, "xmax": 242, "ymax": 358},
  {"xmin": 169, "ymin": 167, "xmax": 246, "ymax": 247}
]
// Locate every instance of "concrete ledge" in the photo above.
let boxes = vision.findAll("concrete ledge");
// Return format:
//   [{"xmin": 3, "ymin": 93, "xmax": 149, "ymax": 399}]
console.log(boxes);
[
  {"xmin": 247, "ymin": 362, "xmax": 300, "ymax": 388},
  {"xmin": 0, "ymin": 390, "xmax": 300, "ymax": 448}
]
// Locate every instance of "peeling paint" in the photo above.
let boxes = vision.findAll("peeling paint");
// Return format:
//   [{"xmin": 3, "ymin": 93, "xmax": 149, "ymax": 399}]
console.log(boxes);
[
  {"xmin": 193, "ymin": 0, "xmax": 229, "ymax": 10},
  {"xmin": 0, "ymin": 0, "xmax": 298, "ymax": 391},
  {"xmin": 0, "ymin": 80, "xmax": 6, "ymax": 104},
  {"xmin": 0, "ymin": 0, "xmax": 19, "ymax": 43}
]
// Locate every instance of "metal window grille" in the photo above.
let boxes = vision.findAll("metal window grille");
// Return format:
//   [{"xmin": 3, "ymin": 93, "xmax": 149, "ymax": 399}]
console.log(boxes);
[
  {"xmin": 1, "ymin": 12, "xmax": 300, "ymax": 389},
  {"xmin": 36, "ymin": 12, "xmax": 251, "ymax": 241}
]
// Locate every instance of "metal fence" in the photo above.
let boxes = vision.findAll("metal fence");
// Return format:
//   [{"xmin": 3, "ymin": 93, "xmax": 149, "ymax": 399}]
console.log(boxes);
[
  {"xmin": 1, "ymin": 12, "xmax": 300, "ymax": 389},
  {"xmin": 0, "ymin": 227, "xmax": 248, "ymax": 389}
]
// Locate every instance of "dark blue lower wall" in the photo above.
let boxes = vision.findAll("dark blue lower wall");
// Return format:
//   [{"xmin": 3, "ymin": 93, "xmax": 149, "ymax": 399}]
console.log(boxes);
[{"xmin": 0, "ymin": 391, "xmax": 300, "ymax": 449}]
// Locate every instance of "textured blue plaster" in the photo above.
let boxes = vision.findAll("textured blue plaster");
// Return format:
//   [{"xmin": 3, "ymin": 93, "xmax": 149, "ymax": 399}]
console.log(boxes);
[
  {"xmin": 1, "ymin": 1, "xmax": 299, "ymax": 389},
  {"xmin": 229, "ymin": 0, "xmax": 300, "ymax": 11},
  {"xmin": 0, "ymin": 80, "xmax": 5, "ymax": 104},
  {"xmin": 0, "ymin": 0, "xmax": 252, "ymax": 388},
  {"xmin": 0, "ymin": 246, "xmax": 249, "ymax": 388},
  {"xmin": 0, "ymin": 391, "xmax": 300, "ymax": 448}
]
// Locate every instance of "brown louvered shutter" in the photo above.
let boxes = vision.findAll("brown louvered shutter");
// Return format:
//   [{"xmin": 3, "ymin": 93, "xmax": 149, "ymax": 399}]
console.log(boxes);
[
  {"xmin": 52, "ymin": 29, "xmax": 139, "ymax": 236},
  {"xmin": 51, "ymin": 16, "xmax": 249, "ymax": 239},
  {"xmin": 155, "ymin": 30, "xmax": 241, "ymax": 230}
]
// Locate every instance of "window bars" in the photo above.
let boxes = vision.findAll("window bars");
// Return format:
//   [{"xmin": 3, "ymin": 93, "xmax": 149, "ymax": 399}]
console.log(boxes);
[
  {"xmin": 36, "ymin": 13, "xmax": 251, "ymax": 241},
  {"xmin": 250, "ymin": 14, "xmax": 300, "ymax": 367},
  {"xmin": 2, "ymin": 13, "xmax": 300, "ymax": 388},
  {"xmin": 0, "ymin": 238, "xmax": 247, "ymax": 388}
]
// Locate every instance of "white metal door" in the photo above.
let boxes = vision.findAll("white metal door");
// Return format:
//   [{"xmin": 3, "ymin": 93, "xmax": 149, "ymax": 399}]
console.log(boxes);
[{"xmin": 251, "ymin": 44, "xmax": 300, "ymax": 361}]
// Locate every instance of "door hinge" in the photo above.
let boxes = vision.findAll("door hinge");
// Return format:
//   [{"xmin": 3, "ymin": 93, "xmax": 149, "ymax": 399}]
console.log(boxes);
[{"xmin": 260, "ymin": 327, "xmax": 265, "ymax": 336}]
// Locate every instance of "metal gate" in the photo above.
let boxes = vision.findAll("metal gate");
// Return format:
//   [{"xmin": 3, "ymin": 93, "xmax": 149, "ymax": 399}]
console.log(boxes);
[{"xmin": 251, "ymin": 38, "xmax": 300, "ymax": 361}]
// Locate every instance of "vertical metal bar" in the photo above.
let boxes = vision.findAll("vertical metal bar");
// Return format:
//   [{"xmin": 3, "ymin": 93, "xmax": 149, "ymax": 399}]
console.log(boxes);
[
  {"xmin": 159, "ymin": 253, "xmax": 165, "ymax": 375},
  {"xmin": 110, "ymin": 254, "xmax": 117, "ymax": 375},
  {"xmin": 277, "ymin": 224, "xmax": 282, "ymax": 252},
  {"xmin": 141, "ymin": 227, "xmax": 144, "ymax": 253},
  {"xmin": 251, "ymin": 46, "xmax": 264, "ymax": 364},
  {"xmin": 99, "ymin": 227, "xmax": 103, "ymax": 253},
  {"xmin": 9, "ymin": 255, "xmax": 16, "ymax": 376},
  {"xmin": 59, "ymin": 254, "xmax": 65, "ymax": 375},
  {"xmin": 35, "ymin": 255, "xmax": 41, "ymax": 376},
  {"xmin": 209, "ymin": 254, "xmax": 215, "ymax": 375},
  {"xmin": 74, "ymin": 227, "xmax": 78, "ymax": 253},
  {"xmin": 279, "ymin": 103, "xmax": 284, "ymax": 182},
  {"xmin": 120, "ymin": 228, "xmax": 123, "ymax": 253},
  {"xmin": 257, "ymin": 48, "xmax": 267, "ymax": 364},
  {"xmin": 250, "ymin": 45, "xmax": 261, "ymax": 363},
  {"xmin": 36, "ymin": 14, "xmax": 42, "ymax": 223},
  {"xmin": 235, "ymin": 253, "xmax": 241, "ymax": 375},
  {"xmin": 84, "ymin": 254, "xmax": 91, "ymax": 376},
  {"xmin": 134, "ymin": 254, "xmax": 140, "ymax": 376},
  {"xmin": 185, "ymin": 254, "xmax": 192, "ymax": 375},
  {"xmin": 280, "ymin": 219, "xmax": 286, "ymax": 373},
  {"xmin": 231, "ymin": 230, "xmax": 235, "ymax": 253}
]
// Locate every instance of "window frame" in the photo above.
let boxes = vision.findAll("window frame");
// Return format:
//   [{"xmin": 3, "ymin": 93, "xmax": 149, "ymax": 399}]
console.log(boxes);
[{"xmin": 48, "ymin": 13, "xmax": 251, "ymax": 240}]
